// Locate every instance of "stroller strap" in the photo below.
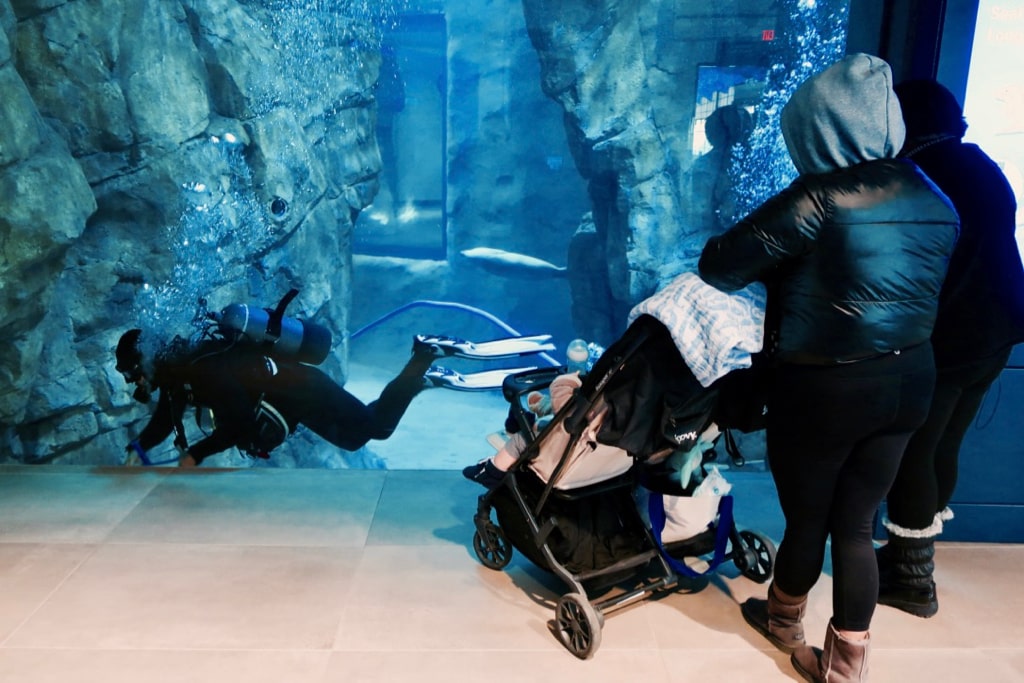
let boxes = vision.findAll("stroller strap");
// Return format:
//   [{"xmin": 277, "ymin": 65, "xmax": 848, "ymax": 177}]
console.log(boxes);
[{"xmin": 647, "ymin": 492, "xmax": 734, "ymax": 578}]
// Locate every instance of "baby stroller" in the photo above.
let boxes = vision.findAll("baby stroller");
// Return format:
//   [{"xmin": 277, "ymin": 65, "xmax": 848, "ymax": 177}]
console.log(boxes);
[{"xmin": 470, "ymin": 314, "xmax": 776, "ymax": 659}]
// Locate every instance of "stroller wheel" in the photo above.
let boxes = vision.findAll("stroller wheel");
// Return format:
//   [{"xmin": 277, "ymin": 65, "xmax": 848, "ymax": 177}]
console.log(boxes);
[
  {"xmin": 554, "ymin": 593, "xmax": 602, "ymax": 659},
  {"xmin": 736, "ymin": 529, "xmax": 776, "ymax": 583},
  {"xmin": 473, "ymin": 524, "xmax": 512, "ymax": 570}
]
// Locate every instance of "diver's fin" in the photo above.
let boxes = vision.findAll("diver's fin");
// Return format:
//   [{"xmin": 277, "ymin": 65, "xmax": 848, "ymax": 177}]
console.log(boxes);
[
  {"xmin": 424, "ymin": 365, "xmax": 539, "ymax": 391},
  {"xmin": 415, "ymin": 334, "xmax": 555, "ymax": 360}
]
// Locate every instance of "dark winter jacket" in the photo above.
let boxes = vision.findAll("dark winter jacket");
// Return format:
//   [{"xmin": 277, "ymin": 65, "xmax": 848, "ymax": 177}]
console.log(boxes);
[
  {"xmin": 699, "ymin": 54, "xmax": 960, "ymax": 365},
  {"xmin": 894, "ymin": 79, "xmax": 1024, "ymax": 368}
]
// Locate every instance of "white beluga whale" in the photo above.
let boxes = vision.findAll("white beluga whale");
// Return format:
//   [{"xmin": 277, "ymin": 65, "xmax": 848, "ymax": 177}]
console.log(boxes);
[{"xmin": 460, "ymin": 247, "xmax": 567, "ymax": 279}]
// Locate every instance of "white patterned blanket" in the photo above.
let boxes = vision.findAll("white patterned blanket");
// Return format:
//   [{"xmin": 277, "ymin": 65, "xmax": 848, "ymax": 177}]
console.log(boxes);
[{"xmin": 628, "ymin": 272, "xmax": 766, "ymax": 387}]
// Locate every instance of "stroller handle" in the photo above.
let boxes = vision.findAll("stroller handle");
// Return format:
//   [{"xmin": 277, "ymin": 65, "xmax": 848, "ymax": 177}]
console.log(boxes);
[{"xmin": 501, "ymin": 366, "xmax": 566, "ymax": 402}]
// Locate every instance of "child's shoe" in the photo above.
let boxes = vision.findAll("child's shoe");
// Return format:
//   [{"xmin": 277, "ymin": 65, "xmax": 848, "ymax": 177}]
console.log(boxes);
[{"xmin": 462, "ymin": 459, "xmax": 506, "ymax": 489}]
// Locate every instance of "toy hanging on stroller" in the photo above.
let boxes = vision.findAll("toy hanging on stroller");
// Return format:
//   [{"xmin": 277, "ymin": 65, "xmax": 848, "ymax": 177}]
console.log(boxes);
[{"xmin": 470, "ymin": 312, "xmax": 776, "ymax": 659}]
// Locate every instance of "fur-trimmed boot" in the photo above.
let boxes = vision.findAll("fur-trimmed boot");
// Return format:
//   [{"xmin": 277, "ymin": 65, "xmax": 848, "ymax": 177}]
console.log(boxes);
[
  {"xmin": 792, "ymin": 621, "xmax": 870, "ymax": 682},
  {"xmin": 740, "ymin": 583, "xmax": 807, "ymax": 653},
  {"xmin": 876, "ymin": 516, "xmax": 940, "ymax": 618}
]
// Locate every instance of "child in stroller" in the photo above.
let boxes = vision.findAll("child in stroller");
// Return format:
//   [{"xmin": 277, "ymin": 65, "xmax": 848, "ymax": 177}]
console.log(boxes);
[
  {"xmin": 462, "ymin": 371, "xmax": 583, "ymax": 488},
  {"xmin": 467, "ymin": 309, "xmax": 777, "ymax": 659}
]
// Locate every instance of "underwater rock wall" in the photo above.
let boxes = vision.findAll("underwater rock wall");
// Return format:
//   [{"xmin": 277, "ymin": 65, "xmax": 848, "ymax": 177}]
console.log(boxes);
[
  {"xmin": 521, "ymin": 0, "xmax": 781, "ymax": 341},
  {"xmin": 0, "ymin": 0, "xmax": 383, "ymax": 465}
]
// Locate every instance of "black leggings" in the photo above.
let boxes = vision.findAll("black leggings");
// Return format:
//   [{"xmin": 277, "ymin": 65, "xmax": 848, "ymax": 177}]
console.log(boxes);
[
  {"xmin": 266, "ymin": 353, "xmax": 433, "ymax": 452},
  {"xmin": 886, "ymin": 347, "xmax": 1010, "ymax": 529},
  {"xmin": 767, "ymin": 344, "xmax": 934, "ymax": 632}
]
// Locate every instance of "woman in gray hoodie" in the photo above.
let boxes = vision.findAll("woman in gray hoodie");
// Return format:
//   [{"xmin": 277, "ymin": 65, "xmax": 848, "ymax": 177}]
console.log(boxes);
[{"xmin": 699, "ymin": 54, "xmax": 959, "ymax": 682}]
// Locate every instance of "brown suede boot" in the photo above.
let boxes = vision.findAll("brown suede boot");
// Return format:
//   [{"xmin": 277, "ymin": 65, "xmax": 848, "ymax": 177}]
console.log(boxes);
[
  {"xmin": 792, "ymin": 621, "xmax": 870, "ymax": 682},
  {"xmin": 740, "ymin": 583, "xmax": 807, "ymax": 653}
]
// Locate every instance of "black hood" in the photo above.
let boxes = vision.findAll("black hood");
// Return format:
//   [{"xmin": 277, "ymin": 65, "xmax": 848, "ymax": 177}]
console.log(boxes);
[{"xmin": 894, "ymin": 79, "xmax": 968, "ymax": 143}]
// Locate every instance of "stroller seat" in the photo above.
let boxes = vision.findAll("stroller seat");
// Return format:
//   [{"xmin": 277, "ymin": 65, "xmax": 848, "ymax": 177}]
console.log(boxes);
[
  {"xmin": 500, "ymin": 366, "xmax": 635, "ymax": 491},
  {"xmin": 526, "ymin": 408, "xmax": 634, "ymax": 491}
]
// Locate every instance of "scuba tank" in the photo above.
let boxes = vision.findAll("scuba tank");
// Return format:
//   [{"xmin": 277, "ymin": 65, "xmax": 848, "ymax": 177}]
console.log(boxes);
[{"xmin": 214, "ymin": 288, "xmax": 332, "ymax": 365}]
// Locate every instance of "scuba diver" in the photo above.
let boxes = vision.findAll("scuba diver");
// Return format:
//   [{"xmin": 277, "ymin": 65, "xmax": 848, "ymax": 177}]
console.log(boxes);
[
  {"xmin": 116, "ymin": 290, "xmax": 558, "ymax": 466},
  {"xmin": 116, "ymin": 327, "xmax": 448, "ymax": 466},
  {"xmin": 115, "ymin": 289, "xmax": 452, "ymax": 466}
]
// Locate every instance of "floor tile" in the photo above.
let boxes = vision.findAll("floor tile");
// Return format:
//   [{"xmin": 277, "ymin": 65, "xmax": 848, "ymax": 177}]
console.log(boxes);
[
  {"xmin": 108, "ymin": 468, "xmax": 386, "ymax": 546},
  {"xmin": 986, "ymin": 648, "xmax": 1024, "ymax": 681},
  {"xmin": 5, "ymin": 542, "xmax": 360, "ymax": 650},
  {"xmin": 871, "ymin": 648, "xmax": 1022, "ymax": 683},
  {"xmin": 367, "ymin": 470, "xmax": 480, "ymax": 545},
  {"xmin": 0, "ymin": 649, "xmax": 331, "ymax": 683},
  {"xmin": 0, "ymin": 469, "xmax": 164, "ymax": 543},
  {"xmin": 642, "ymin": 580, "xmax": 769, "ymax": 652},
  {"xmin": 334, "ymin": 545, "xmax": 564, "ymax": 651},
  {"xmin": 660, "ymin": 648, "xmax": 798, "ymax": 682},
  {"xmin": 930, "ymin": 544, "xmax": 1024, "ymax": 647},
  {"xmin": 324, "ymin": 649, "xmax": 673, "ymax": 682},
  {"xmin": 0, "ymin": 544, "xmax": 96, "ymax": 643}
]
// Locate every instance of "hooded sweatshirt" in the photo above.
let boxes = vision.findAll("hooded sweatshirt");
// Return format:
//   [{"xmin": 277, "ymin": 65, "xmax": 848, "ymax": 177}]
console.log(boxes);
[
  {"xmin": 699, "ymin": 54, "xmax": 960, "ymax": 364},
  {"xmin": 781, "ymin": 53, "xmax": 905, "ymax": 175}
]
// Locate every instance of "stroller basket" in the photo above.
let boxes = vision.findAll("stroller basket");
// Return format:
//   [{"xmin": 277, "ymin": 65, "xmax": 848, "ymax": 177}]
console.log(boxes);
[{"xmin": 470, "ymin": 316, "xmax": 777, "ymax": 659}]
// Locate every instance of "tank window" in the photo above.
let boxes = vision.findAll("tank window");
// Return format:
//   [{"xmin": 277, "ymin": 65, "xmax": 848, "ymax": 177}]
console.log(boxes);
[{"xmin": 355, "ymin": 12, "xmax": 447, "ymax": 260}]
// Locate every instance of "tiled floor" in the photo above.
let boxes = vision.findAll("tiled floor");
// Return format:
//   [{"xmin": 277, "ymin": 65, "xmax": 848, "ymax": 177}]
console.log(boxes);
[{"xmin": 0, "ymin": 465, "xmax": 1021, "ymax": 682}]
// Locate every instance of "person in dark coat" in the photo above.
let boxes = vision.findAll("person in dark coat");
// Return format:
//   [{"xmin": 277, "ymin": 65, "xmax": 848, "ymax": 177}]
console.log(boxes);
[
  {"xmin": 876, "ymin": 79, "xmax": 1024, "ymax": 618},
  {"xmin": 699, "ymin": 54, "xmax": 959, "ymax": 681}
]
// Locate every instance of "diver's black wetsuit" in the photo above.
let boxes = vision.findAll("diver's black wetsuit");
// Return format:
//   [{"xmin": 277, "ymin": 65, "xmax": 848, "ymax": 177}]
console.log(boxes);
[{"xmin": 136, "ymin": 340, "xmax": 433, "ymax": 463}]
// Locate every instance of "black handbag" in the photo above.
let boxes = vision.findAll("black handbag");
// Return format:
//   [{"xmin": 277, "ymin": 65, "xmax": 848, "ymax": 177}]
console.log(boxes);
[{"xmin": 711, "ymin": 354, "xmax": 773, "ymax": 433}]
